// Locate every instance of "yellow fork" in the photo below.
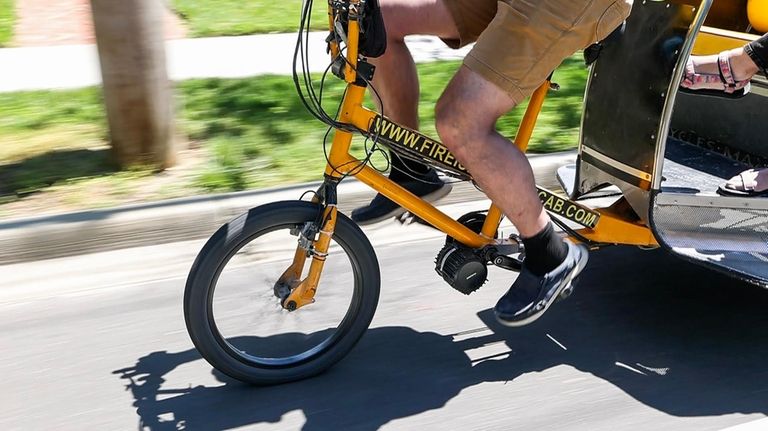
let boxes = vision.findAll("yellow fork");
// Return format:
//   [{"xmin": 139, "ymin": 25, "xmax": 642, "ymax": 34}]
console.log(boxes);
[{"xmin": 282, "ymin": 204, "xmax": 338, "ymax": 311}]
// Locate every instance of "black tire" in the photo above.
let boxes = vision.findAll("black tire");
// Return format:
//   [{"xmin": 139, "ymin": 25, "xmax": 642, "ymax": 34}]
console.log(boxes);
[{"xmin": 184, "ymin": 200, "xmax": 380, "ymax": 385}]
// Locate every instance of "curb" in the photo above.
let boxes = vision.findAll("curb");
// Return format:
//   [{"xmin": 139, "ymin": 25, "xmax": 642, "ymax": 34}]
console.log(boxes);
[{"xmin": 0, "ymin": 151, "xmax": 576, "ymax": 265}]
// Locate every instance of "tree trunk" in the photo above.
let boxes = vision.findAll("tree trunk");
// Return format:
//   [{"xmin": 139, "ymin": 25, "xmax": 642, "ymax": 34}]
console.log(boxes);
[{"xmin": 90, "ymin": 0, "xmax": 177, "ymax": 169}]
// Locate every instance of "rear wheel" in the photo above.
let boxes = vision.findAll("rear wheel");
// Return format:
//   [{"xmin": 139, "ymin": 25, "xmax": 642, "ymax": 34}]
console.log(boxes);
[{"xmin": 184, "ymin": 200, "xmax": 380, "ymax": 385}]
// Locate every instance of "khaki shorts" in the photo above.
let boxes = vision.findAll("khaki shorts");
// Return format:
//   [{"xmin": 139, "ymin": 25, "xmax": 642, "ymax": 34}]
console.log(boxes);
[{"xmin": 443, "ymin": 0, "xmax": 633, "ymax": 104}]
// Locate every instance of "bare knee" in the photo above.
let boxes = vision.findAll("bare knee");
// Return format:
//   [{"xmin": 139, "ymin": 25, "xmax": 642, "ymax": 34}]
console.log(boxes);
[
  {"xmin": 435, "ymin": 98, "xmax": 461, "ymax": 151},
  {"xmin": 435, "ymin": 66, "xmax": 520, "ymax": 161},
  {"xmin": 435, "ymin": 97, "xmax": 484, "ymax": 161}
]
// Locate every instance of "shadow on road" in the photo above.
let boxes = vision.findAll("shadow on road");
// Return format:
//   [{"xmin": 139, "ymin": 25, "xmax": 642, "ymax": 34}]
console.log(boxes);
[{"xmin": 115, "ymin": 247, "xmax": 768, "ymax": 430}]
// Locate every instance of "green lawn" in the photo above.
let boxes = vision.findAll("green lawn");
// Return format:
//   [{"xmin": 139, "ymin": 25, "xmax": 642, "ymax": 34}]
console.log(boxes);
[
  {"xmin": 171, "ymin": 0, "xmax": 328, "ymax": 37},
  {"xmin": 0, "ymin": 58, "xmax": 588, "ymax": 216},
  {"xmin": 0, "ymin": 0, "xmax": 14, "ymax": 47}
]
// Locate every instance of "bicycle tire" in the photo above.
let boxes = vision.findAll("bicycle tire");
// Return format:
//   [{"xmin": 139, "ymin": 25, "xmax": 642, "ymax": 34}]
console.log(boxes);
[{"xmin": 184, "ymin": 200, "xmax": 381, "ymax": 385}]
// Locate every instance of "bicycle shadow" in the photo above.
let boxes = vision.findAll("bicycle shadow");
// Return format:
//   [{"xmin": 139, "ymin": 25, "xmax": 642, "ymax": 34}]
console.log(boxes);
[{"xmin": 115, "ymin": 247, "xmax": 768, "ymax": 430}]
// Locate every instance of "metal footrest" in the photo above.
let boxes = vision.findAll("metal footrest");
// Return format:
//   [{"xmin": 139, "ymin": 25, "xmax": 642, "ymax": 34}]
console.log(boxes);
[{"xmin": 653, "ymin": 194, "xmax": 768, "ymax": 287}]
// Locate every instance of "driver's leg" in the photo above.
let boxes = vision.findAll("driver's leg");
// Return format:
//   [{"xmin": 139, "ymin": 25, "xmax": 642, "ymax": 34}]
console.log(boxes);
[
  {"xmin": 435, "ymin": 0, "xmax": 630, "ymax": 326},
  {"xmin": 369, "ymin": 0, "xmax": 463, "ymax": 130},
  {"xmin": 351, "ymin": 0, "xmax": 497, "ymax": 224}
]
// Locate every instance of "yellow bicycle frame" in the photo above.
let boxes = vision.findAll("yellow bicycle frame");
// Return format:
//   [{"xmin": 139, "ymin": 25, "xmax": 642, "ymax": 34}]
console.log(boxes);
[{"xmin": 283, "ymin": 0, "xmax": 656, "ymax": 310}]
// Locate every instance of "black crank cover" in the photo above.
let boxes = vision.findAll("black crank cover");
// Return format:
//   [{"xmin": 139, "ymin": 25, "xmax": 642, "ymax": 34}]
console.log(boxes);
[{"xmin": 435, "ymin": 243, "xmax": 487, "ymax": 295}]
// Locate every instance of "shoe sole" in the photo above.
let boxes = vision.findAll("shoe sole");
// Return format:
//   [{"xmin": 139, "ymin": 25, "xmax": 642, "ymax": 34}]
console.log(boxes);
[
  {"xmin": 495, "ymin": 243, "xmax": 589, "ymax": 328},
  {"xmin": 354, "ymin": 184, "xmax": 453, "ymax": 226},
  {"xmin": 678, "ymin": 83, "xmax": 750, "ymax": 100}
]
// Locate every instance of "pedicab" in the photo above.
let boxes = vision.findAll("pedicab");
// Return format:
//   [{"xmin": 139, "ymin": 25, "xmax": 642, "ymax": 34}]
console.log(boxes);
[
  {"xmin": 182, "ymin": 0, "xmax": 768, "ymax": 385},
  {"xmin": 564, "ymin": 0, "xmax": 768, "ymax": 287}
]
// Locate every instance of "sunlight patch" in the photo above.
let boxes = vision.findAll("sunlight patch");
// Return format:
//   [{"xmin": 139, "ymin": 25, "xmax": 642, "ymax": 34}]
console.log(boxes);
[
  {"xmin": 279, "ymin": 410, "xmax": 307, "ymax": 429},
  {"xmin": 635, "ymin": 363, "xmax": 669, "ymax": 376},
  {"xmin": 614, "ymin": 361, "xmax": 647, "ymax": 376}
]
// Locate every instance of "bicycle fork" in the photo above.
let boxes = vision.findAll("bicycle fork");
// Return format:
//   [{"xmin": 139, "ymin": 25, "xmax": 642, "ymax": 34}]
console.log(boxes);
[{"xmin": 278, "ymin": 179, "xmax": 339, "ymax": 311}]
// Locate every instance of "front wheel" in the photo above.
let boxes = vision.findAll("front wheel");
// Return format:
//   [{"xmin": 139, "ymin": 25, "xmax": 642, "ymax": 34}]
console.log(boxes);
[{"xmin": 184, "ymin": 201, "xmax": 381, "ymax": 385}]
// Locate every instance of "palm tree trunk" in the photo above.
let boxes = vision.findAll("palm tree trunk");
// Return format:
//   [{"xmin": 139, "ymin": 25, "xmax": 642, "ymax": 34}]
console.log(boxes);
[{"xmin": 90, "ymin": 0, "xmax": 177, "ymax": 169}]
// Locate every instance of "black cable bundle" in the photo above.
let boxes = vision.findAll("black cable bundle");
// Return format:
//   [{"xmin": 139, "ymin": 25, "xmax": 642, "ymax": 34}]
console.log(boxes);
[{"xmin": 292, "ymin": 0, "xmax": 392, "ymax": 180}]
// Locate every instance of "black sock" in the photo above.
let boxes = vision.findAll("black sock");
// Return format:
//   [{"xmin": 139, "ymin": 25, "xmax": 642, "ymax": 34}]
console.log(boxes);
[{"xmin": 522, "ymin": 222, "xmax": 568, "ymax": 276}]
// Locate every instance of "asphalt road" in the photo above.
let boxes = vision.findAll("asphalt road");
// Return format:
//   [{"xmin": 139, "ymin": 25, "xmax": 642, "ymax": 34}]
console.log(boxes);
[{"xmin": 2, "ymin": 215, "xmax": 768, "ymax": 431}]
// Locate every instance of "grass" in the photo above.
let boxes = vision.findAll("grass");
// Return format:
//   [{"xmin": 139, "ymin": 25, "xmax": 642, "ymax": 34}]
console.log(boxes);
[
  {"xmin": 0, "ymin": 88, "xmax": 109, "ymax": 198},
  {"xmin": 0, "ymin": 57, "xmax": 589, "ymax": 217},
  {"xmin": 0, "ymin": 0, "xmax": 14, "ymax": 46},
  {"xmin": 171, "ymin": 0, "xmax": 328, "ymax": 37}
]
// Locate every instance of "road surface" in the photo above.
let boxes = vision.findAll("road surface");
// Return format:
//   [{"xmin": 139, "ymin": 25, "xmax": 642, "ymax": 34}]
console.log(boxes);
[{"xmin": 2, "ymin": 215, "xmax": 768, "ymax": 430}]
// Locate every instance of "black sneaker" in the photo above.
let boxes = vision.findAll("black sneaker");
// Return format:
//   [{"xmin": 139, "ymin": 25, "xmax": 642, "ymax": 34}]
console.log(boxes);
[
  {"xmin": 351, "ymin": 175, "xmax": 451, "ymax": 225},
  {"xmin": 494, "ymin": 242, "xmax": 589, "ymax": 327}
]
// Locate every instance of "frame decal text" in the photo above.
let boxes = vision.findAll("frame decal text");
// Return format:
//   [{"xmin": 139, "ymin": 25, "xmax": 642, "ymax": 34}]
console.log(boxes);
[{"xmin": 537, "ymin": 188, "xmax": 600, "ymax": 229}]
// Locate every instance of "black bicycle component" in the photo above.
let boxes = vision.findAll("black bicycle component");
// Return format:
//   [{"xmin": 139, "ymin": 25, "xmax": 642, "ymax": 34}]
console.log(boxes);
[
  {"xmin": 273, "ymin": 274, "xmax": 294, "ymax": 301},
  {"xmin": 485, "ymin": 248, "xmax": 524, "ymax": 272},
  {"xmin": 435, "ymin": 243, "xmax": 488, "ymax": 295},
  {"xmin": 354, "ymin": 60, "xmax": 376, "ymax": 86},
  {"xmin": 449, "ymin": 211, "xmax": 524, "ymax": 273},
  {"xmin": 445, "ymin": 212, "xmax": 495, "ymax": 243},
  {"xmin": 334, "ymin": 57, "xmax": 376, "ymax": 86},
  {"xmin": 319, "ymin": 175, "xmax": 340, "ymax": 206},
  {"xmin": 331, "ymin": 55, "xmax": 346, "ymax": 81},
  {"xmin": 337, "ymin": 0, "xmax": 387, "ymax": 58},
  {"xmin": 433, "ymin": 211, "xmax": 499, "ymax": 294}
]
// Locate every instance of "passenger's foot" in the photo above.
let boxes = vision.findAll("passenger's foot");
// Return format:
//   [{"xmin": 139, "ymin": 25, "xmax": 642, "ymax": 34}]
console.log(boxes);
[
  {"xmin": 494, "ymin": 242, "xmax": 589, "ymax": 327},
  {"xmin": 718, "ymin": 168, "xmax": 768, "ymax": 197},
  {"xmin": 680, "ymin": 49, "xmax": 757, "ymax": 97},
  {"xmin": 351, "ymin": 171, "xmax": 451, "ymax": 225}
]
